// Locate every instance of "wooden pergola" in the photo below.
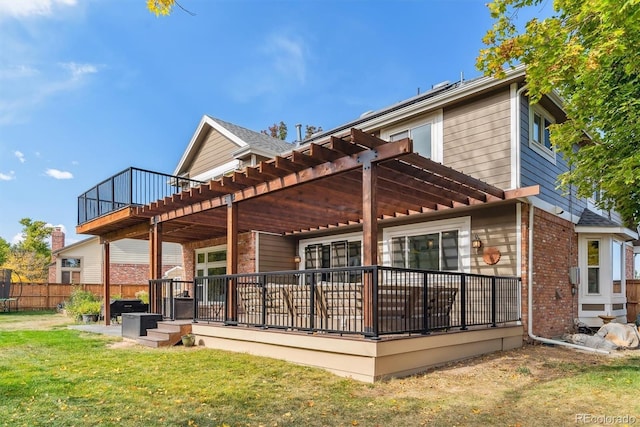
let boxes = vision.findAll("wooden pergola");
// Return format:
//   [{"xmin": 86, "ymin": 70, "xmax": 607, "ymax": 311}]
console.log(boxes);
[{"xmin": 78, "ymin": 128, "xmax": 538, "ymax": 325}]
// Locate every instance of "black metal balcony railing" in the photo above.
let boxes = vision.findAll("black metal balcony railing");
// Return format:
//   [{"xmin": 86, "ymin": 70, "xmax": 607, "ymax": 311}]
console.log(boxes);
[
  {"xmin": 150, "ymin": 266, "xmax": 521, "ymax": 338},
  {"xmin": 77, "ymin": 167, "xmax": 204, "ymax": 224}
]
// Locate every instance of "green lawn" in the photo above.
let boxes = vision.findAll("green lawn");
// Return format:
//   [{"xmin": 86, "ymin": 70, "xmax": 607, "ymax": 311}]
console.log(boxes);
[{"xmin": 0, "ymin": 311, "xmax": 638, "ymax": 426}]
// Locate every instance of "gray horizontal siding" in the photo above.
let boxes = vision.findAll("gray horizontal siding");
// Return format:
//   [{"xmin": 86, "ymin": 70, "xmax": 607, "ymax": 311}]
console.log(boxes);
[{"xmin": 519, "ymin": 96, "xmax": 586, "ymax": 216}]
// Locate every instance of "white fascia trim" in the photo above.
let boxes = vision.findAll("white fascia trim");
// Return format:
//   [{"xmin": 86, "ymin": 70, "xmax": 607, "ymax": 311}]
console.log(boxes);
[
  {"xmin": 232, "ymin": 145, "xmax": 279, "ymax": 160},
  {"xmin": 190, "ymin": 160, "xmax": 240, "ymax": 182},
  {"xmin": 356, "ymin": 66, "xmax": 526, "ymax": 134},
  {"xmin": 526, "ymin": 195, "xmax": 580, "ymax": 224},
  {"xmin": 173, "ymin": 115, "xmax": 248, "ymax": 176},
  {"xmin": 574, "ymin": 226, "xmax": 638, "ymax": 241}
]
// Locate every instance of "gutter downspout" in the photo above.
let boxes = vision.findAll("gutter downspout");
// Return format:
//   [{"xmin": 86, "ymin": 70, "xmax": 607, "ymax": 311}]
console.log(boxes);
[{"xmin": 527, "ymin": 202, "xmax": 609, "ymax": 354}]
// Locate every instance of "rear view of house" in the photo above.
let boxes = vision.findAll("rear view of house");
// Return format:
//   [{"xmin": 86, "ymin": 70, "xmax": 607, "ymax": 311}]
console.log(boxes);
[{"xmin": 75, "ymin": 65, "xmax": 638, "ymax": 381}]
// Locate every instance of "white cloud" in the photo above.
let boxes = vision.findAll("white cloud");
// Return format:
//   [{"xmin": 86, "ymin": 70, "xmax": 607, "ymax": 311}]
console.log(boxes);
[
  {"xmin": 45, "ymin": 168, "xmax": 73, "ymax": 179},
  {"xmin": 229, "ymin": 32, "xmax": 309, "ymax": 102},
  {"xmin": 264, "ymin": 34, "xmax": 307, "ymax": 84},
  {"xmin": 0, "ymin": 0, "xmax": 77, "ymax": 18},
  {"xmin": 0, "ymin": 171, "xmax": 15, "ymax": 181},
  {"xmin": 60, "ymin": 62, "xmax": 98, "ymax": 80},
  {"xmin": 0, "ymin": 61, "xmax": 100, "ymax": 125},
  {"xmin": 14, "ymin": 150, "xmax": 25, "ymax": 163},
  {"xmin": 11, "ymin": 232, "xmax": 23, "ymax": 245}
]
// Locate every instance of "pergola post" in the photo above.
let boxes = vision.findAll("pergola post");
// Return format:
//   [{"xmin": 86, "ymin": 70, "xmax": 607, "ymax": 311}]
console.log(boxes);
[
  {"xmin": 102, "ymin": 240, "xmax": 111, "ymax": 325},
  {"xmin": 149, "ymin": 220, "xmax": 163, "ymax": 313},
  {"xmin": 362, "ymin": 161, "xmax": 378, "ymax": 334},
  {"xmin": 226, "ymin": 195, "xmax": 238, "ymax": 321}
]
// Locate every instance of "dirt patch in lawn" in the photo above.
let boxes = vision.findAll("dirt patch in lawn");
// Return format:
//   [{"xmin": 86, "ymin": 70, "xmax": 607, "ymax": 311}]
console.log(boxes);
[
  {"xmin": 0, "ymin": 312, "xmax": 73, "ymax": 331},
  {"xmin": 364, "ymin": 343, "xmax": 636, "ymax": 398}
]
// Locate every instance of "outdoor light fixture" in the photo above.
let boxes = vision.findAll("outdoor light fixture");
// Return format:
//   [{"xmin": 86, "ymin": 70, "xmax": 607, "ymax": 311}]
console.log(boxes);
[
  {"xmin": 293, "ymin": 255, "xmax": 302, "ymax": 264},
  {"xmin": 472, "ymin": 234, "xmax": 483, "ymax": 253}
]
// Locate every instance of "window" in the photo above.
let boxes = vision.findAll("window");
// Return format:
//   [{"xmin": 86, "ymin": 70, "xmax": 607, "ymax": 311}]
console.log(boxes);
[
  {"xmin": 390, "ymin": 123, "xmax": 432, "ymax": 158},
  {"xmin": 301, "ymin": 234, "xmax": 362, "ymax": 282},
  {"xmin": 60, "ymin": 258, "xmax": 81, "ymax": 284},
  {"xmin": 391, "ymin": 231, "xmax": 459, "ymax": 271},
  {"xmin": 383, "ymin": 217, "xmax": 470, "ymax": 272},
  {"xmin": 195, "ymin": 247, "xmax": 226, "ymax": 277},
  {"xmin": 305, "ymin": 241, "xmax": 361, "ymax": 270},
  {"xmin": 529, "ymin": 104, "xmax": 556, "ymax": 163},
  {"xmin": 381, "ymin": 111, "xmax": 443, "ymax": 162},
  {"xmin": 195, "ymin": 246, "xmax": 227, "ymax": 303},
  {"xmin": 612, "ymin": 240, "xmax": 622, "ymax": 294},
  {"xmin": 587, "ymin": 240, "xmax": 600, "ymax": 294}
]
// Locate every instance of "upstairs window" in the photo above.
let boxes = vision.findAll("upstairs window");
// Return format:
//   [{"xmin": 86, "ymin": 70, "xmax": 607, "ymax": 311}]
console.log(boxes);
[
  {"xmin": 381, "ymin": 111, "xmax": 443, "ymax": 162},
  {"xmin": 390, "ymin": 123, "xmax": 432, "ymax": 159},
  {"xmin": 529, "ymin": 104, "xmax": 556, "ymax": 163}
]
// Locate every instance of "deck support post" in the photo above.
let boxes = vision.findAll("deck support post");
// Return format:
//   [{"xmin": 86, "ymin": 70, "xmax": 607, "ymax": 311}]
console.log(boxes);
[
  {"xmin": 362, "ymin": 160, "xmax": 378, "ymax": 335},
  {"xmin": 102, "ymin": 240, "xmax": 111, "ymax": 325},
  {"xmin": 226, "ymin": 195, "xmax": 238, "ymax": 321},
  {"xmin": 149, "ymin": 219, "xmax": 163, "ymax": 314}
]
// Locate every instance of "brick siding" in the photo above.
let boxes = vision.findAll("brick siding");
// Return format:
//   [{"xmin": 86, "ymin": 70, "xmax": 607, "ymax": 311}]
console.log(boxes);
[{"xmin": 525, "ymin": 206, "xmax": 579, "ymax": 339}]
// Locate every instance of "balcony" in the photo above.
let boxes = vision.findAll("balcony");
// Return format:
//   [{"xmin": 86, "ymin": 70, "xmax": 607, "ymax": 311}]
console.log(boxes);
[{"xmin": 77, "ymin": 167, "xmax": 203, "ymax": 225}]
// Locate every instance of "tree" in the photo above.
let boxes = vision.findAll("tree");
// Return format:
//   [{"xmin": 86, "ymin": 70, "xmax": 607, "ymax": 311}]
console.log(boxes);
[
  {"xmin": 0, "ymin": 236, "xmax": 9, "ymax": 266},
  {"xmin": 261, "ymin": 122, "xmax": 324, "ymax": 142},
  {"xmin": 477, "ymin": 0, "xmax": 640, "ymax": 227},
  {"xmin": 6, "ymin": 218, "xmax": 53, "ymax": 282},
  {"xmin": 15, "ymin": 218, "xmax": 53, "ymax": 258},
  {"xmin": 147, "ymin": 0, "xmax": 195, "ymax": 16},
  {"xmin": 262, "ymin": 122, "xmax": 288, "ymax": 141},
  {"xmin": 305, "ymin": 125, "xmax": 324, "ymax": 140}
]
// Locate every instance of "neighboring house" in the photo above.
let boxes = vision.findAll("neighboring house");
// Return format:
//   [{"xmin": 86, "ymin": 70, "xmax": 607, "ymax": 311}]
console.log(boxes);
[
  {"xmin": 49, "ymin": 227, "xmax": 183, "ymax": 285},
  {"xmin": 76, "ymin": 65, "xmax": 638, "ymax": 381}
]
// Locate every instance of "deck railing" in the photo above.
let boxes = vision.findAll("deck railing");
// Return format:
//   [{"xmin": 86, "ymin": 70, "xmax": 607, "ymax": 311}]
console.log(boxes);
[
  {"xmin": 77, "ymin": 167, "xmax": 203, "ymax": 224},
  {"xmin": 157, "ymin": 266, "xmax": 521, "ymax": 338}
]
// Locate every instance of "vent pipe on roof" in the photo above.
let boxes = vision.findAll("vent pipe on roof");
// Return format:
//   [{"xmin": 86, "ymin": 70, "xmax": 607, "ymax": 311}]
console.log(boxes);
[{"xmin": 295, "ymin": 123, "xmax": 302, "ymax": 145}]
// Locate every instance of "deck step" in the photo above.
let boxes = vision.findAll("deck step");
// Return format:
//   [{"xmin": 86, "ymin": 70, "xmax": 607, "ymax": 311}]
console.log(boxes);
[{"xmin": 136, "ymin": 321, "xmax": 193, "ymax": 348}]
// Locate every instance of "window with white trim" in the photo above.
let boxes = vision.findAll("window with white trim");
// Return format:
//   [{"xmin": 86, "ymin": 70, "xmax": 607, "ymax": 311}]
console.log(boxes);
[
  {"xmin": 587, "ymin": 240, "xmax": 600, "ymax": 294},
  {"xmin": 195, "ymin": 246, "xmax": 226, "ymax": 302},
  {"xmin": 381, "ymin": 111, "xmax": 443, "ymax": 162},
  {"xmin": 529, "ymin": 104, "xmax": 556, "ymax": 163},
  {"xmin": 383, "ymin": 217, "xmax": 470, "ymax": 272},
  {"xmin": 61, "ymin": 258, "xmax": 81, "ymax": 284},
  {"xmin": 612, "ymin": 240, "xmax": 623, "ymax": 294}
]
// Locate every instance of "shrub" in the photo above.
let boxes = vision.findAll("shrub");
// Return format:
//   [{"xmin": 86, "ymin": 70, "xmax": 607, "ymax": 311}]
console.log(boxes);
[
  {"xmin": 135, "ymin": 290, "xmax": 149, "ymax": 304},
  {"xmin": 65, "ymin": 287, "xmax": 101, "ymax": 319}
]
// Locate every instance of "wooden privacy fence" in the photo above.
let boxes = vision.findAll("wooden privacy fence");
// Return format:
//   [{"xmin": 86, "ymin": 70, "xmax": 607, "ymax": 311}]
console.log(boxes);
[
  {"xmin": 628, "ymin": 279, "xmax": 640, "ymax": 323},
  {"xmin": 10, "ymin": 283, "xmax": 148, "ymax": 311}
]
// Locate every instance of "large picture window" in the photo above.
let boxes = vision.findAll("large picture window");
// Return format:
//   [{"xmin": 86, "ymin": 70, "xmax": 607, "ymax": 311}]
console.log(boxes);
[
  {"xmin": 391, "ymin": 231, "xmax": 459, "ymax": 271},
  {"xmin": 383, "ymin": 217, "xmax": 470, "ymax": 273}
]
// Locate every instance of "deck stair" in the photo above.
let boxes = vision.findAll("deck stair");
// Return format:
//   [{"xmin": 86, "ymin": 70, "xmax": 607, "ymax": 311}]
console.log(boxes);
[{"xmin": 136, "ymin": 320, "xmax": 193, "ymax": 348}]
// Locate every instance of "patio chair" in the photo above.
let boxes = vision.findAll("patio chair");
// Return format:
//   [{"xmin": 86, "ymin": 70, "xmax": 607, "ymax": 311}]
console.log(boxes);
[
  {"xmin": 425, "ymin": 287, "xmax": 457, "ymax": 330},
  {"xmin": 315, "ymin": 282, "xmax": 363, "ymax": 331}
]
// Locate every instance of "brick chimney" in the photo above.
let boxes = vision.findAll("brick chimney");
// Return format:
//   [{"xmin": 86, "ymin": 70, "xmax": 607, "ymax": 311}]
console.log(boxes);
[{"xmin": 51, "ymin": 227, "xmax": 65, "ymax": 252}]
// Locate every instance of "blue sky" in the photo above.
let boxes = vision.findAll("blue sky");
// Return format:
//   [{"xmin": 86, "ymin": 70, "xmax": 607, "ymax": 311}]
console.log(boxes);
[{"xmin": 0, "ymin": 0, "xmax": 550, "ymax": 246}]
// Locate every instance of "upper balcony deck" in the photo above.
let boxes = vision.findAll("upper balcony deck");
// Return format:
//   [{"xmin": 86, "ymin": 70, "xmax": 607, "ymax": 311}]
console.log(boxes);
[{"xmin": 77, "ymin": 167, "xmax": 203, "ymax": 230}]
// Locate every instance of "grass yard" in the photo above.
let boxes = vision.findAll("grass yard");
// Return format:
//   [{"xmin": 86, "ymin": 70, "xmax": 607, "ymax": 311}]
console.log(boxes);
[{"xmin": 0, "ymin": 311, "xmax": 638, "ymax": 426}]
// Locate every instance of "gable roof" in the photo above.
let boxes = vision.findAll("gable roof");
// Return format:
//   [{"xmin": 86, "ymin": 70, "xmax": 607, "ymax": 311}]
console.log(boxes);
[{"xmin": 173, "ymin": 115, "xmax": 294, "ymax": 177}]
